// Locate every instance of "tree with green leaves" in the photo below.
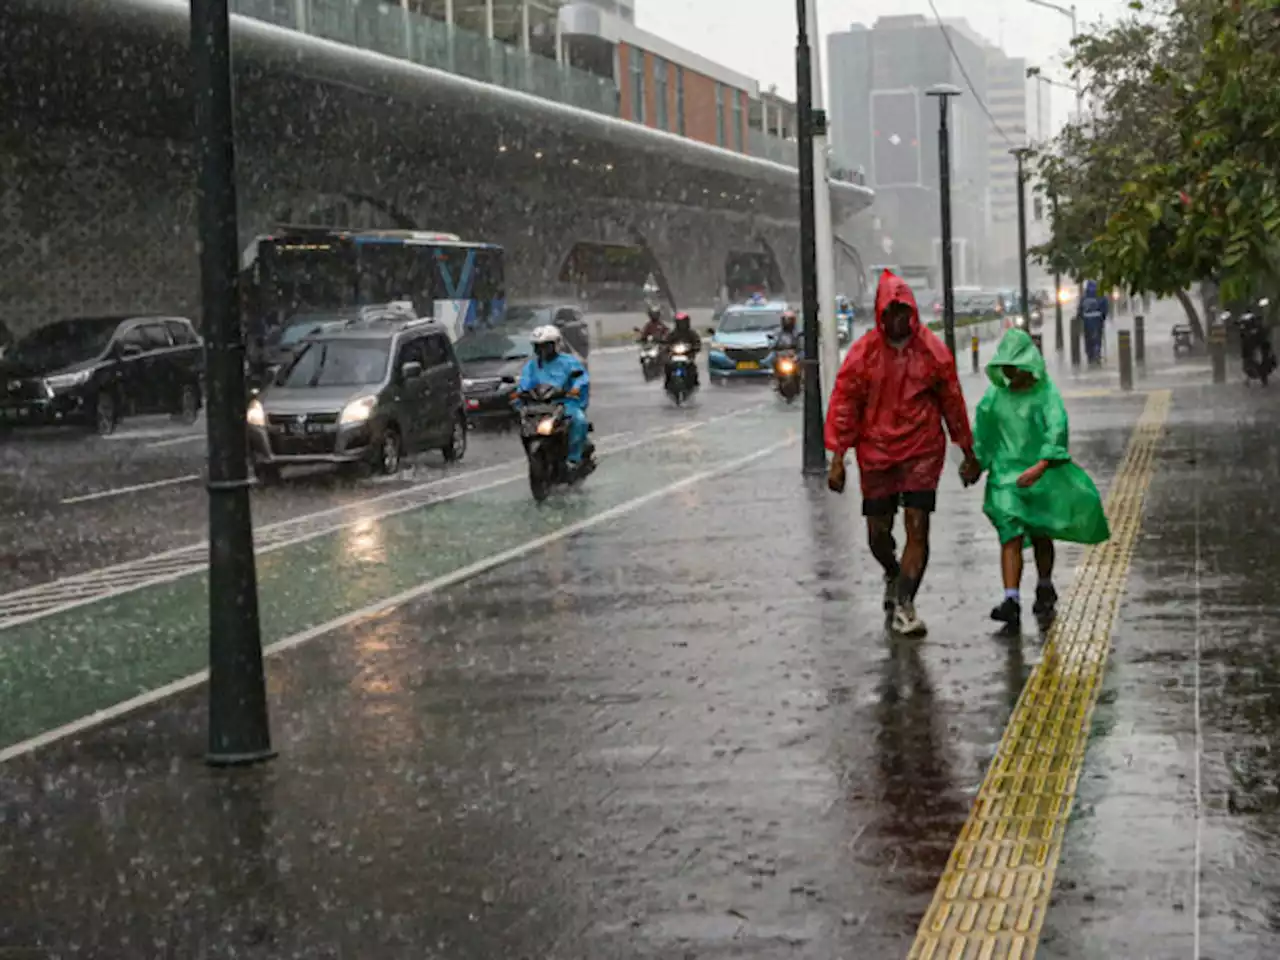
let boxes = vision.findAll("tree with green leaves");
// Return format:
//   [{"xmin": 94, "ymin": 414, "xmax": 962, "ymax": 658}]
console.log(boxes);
[{"xmin": 1034, "ymin": 0, "xmax": 1280, "ymax": 339}]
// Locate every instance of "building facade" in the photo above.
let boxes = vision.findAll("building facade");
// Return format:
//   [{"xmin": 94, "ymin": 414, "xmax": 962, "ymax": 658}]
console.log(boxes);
[{"xmin": 828, "ymin": 15, "xmax": 992, "ymax": 289}]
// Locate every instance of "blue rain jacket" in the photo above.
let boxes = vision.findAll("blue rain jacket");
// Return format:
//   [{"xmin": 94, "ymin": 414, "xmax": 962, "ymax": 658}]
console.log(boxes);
[{"xmin": 518, "ymin": 351, "xmax": 590, "ymax": 410}]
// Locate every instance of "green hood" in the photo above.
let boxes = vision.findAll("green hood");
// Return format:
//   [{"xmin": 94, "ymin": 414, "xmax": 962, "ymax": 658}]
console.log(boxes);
[{"xmin": 986, "ymin": 328, "xmax": 1048, "ymax": 388}]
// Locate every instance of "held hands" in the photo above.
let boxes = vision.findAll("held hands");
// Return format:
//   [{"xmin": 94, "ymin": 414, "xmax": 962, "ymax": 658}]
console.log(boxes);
[
  {"xmin": 1017, "ymin": 460, "xmax": 1050, "ymax": 488},
  {"xmin": 827, "ymin": 457, "xmax": 847, "ymax": 494},
  {"xmin": 959, "ymin": 453, "xmax": 982, "ymax": 487}
]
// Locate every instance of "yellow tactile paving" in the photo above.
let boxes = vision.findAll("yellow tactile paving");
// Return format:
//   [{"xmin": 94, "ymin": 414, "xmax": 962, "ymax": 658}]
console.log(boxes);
[{"xmin": 907, "ymin": 389, "xmax": 1172, "ymax": 960}]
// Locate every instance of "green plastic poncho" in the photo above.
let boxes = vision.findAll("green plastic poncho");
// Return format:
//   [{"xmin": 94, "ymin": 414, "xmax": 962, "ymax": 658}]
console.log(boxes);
[{"xmin": 973, "ymin": 329, "xmax": 1111, "ymax": 546}]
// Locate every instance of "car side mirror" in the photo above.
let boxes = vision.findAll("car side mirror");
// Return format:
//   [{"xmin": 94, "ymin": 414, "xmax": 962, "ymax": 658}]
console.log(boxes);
[
  {"xmin": 401, "ymin": 361, "xmax": 423, "ymax": 381},
  {"xmin": 705, "ymin": 328, "xmax": 716, "ymax": 337}
]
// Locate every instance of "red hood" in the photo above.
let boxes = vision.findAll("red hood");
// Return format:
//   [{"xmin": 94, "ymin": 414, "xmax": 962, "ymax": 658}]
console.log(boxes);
[{"xmin": 873, "ymin": 270, "xmax": 921, "ymax": 337}]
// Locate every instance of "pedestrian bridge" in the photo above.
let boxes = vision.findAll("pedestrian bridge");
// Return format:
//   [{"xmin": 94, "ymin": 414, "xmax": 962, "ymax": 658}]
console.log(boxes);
[{"xmin": 0, "ymin": 0, "xmax": 874, "ymax": 335}]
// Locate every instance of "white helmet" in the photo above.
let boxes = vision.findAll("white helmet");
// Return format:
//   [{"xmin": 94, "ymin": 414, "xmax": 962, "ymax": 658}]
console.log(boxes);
[{"xmin": 530, "ymin": 325, "xmax": 562, "ymax": 346}]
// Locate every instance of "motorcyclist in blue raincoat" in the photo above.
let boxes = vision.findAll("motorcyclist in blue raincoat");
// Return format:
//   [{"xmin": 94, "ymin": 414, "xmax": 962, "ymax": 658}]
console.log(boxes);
[
  {"xmin": 1079, "ymin": 280, "xmax": 1109, "ymax": 365},
  {"xmin": 518, "ymin": 325, "xmax": 591, "ymax": 465}
]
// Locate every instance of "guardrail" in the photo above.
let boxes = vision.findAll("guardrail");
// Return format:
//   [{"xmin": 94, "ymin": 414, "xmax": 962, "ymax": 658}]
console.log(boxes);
[{"xmin": 231, "ymin": 0, "xmax": 620, "ymax": 116}]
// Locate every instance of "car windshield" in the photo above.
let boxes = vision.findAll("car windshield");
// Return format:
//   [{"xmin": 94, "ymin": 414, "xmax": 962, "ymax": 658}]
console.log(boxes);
[
  {"xmin": 271, "ymin": 316, "xmax": 348, "ymax": 347},
  {"xmin": 503, "ymin": 306, "xmax": 553, "ymax": 326},
  {"xmin": 280, "ymin": 339, "xmax": 389, "ymax": 387},
  {"xmin": 453, "ymin": 330, "xmax": 533, "ymax": 363},
  {"xmin": 7, "ymin": 317, "xmax": 119, "ymax": 369},
  {"xmin": 719, "ymin": 309, "xmax": 785, "ymax": 333}
]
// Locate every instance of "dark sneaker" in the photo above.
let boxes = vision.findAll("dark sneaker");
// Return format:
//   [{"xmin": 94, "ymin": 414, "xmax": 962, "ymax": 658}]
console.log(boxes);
[
  {"xmin": 883, "ymin": 573, "xmax": 899, "ymax": 613},
  {"xmin": 990, "ymin": 597, "xmax": 1022, "ymax": 631},
  {"xmin": 1032, "ymin": 583, "xmax": 1058, "ymax": 619}
]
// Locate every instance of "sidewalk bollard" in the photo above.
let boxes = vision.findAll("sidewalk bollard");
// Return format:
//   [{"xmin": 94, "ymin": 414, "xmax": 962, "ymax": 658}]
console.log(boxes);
[
  {"xmin": 1134, "ymin": 314, "xmax": 1146, "ymax": 366},
  {"xmin": 594, "ymin": 318, "xmax": 604, "ymax": 346},
  {"xmin": 1210, "ymin": 324, "xmax": 1227, "ymax": 383},
  {"xmin": 1118, "ymin": 330, "xmax": 1134, "ymax": 391},
  {"xmin": 1031, "ymin": 332, "xmax": 1043, "ymax": 353},
  {"xmin": 971, "ymin": 334, "xmax": 979, "ymax": 374},
  {"xmin": 1070, "ymin": 314, "xmax": 1082, "ymax": 367}
]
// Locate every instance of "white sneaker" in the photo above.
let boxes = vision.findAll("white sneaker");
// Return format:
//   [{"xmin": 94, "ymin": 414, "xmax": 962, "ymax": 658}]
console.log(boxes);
[{"xmin": 892, "ymin": 600, "xmax": 928, "ymax": 636}]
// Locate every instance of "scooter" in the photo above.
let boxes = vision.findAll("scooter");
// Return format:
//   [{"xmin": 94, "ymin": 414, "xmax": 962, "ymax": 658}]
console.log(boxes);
[
  {"xmin": 773, "ymin": 350, "xmax": 801, "ymax": 403},
  {"xmin": 1235, "ymin": 298, "xmax": 1277, "ymax": 385},
  {"xmin": 664, "ymin": 342, "xmax": 698, "ymax": 405},
  {"xmin": 515, "ymin": 373, "xmax": 596, "ymax": 501},
  {"xmin": 636, "ymin": 336, "xmax": 663, "ymax": 382}
]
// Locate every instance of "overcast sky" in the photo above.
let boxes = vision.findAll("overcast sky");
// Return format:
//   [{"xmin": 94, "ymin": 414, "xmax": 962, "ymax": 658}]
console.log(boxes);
[{"xmin": 637, "ymin": 0, "xmax": 1136, "ymax": 136}]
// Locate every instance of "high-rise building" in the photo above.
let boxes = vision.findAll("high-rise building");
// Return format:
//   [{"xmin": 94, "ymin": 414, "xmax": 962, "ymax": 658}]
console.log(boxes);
[
  {"xmin": 828, "ymin": 15, "xmax": 995, "ymax": 289},
  {"xmin": 985, "ymin": 49, "xmax": 1031, "ymax": 286}
]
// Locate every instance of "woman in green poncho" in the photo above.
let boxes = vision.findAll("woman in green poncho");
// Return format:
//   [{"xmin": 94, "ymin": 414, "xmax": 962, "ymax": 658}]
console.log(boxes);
[{"xmin": 960, "ymin": 328, "xmax": 1110, "ymax": 632}]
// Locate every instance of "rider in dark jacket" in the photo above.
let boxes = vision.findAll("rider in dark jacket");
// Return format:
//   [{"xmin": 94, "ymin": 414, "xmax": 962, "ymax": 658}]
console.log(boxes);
[
  {"xmin": 772, "ymin": 309, "xmax": 802, "ymax": 353},
  {"xmin": 638, "ymin": 306, "xmax": 669, "ymax": 343},
  {"xmin": 663, "ymin": 312, "xmax": 702, "ymax": 354}
]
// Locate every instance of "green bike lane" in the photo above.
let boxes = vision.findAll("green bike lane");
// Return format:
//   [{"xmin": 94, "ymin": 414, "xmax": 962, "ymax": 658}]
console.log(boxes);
[{"xmin": 0, "ymin": 408, "xmax": 797, "ymax": 753}]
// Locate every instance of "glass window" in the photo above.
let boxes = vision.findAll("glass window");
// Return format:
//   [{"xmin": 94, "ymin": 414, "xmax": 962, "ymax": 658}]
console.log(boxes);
[
  {"xmin": 9, "ymin": 317, "xmax": 118, "ymax": 368},
  {"xmin": 396, "ymin": 338, "xmax": 428, "ymax": 372},
  {"xmin": 732, "ymin": 91, "xmax": 743, "ymax": 151},
  {"xmin": 118, "ymin": 325, "xmax": 149, "ymax": 351},
  {"xmin": 422, "ymin": 334, "xmax": 450, "ymax": 368},
  {"xmin": 629, "ymin": 51, "xmax": 645, "ymax": 123},
  {"xmin": 675, "ymin": 66, "xmax": 685, "ymax": 135},
  {"xmin": 716, "ymin": 84, "xmax": 726, "ymax": 146},
  {"xmin": 653, "ymin": 57, "xmax": 668, "ymax": 131},
  {"xmin": 140, "ymin": 324, "xmax": 172, "ymax": 349},
  {"xmin": 282, "ymin": 339, "xmax": 390, "ymax": 387},
  {"xmin": 165, "ymin": 320, "xmax": 198, "ymax": 344}
]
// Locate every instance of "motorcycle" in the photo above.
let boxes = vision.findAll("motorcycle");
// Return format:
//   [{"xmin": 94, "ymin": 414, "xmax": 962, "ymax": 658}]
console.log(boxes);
[
  {"xmin": 1232, "ymin": 298, "xmax": 1277, "ymax": 385},
  {"xmin": 836, "ymin": 310, "xmax": 853, "ymax": 344},
  {"xmin": 515, "ymin": 373, "xmax": 596, "ymax": 501},
  {"xmin": 664, "ymin": 342, "xmax": 698, "ymax": 405},
  {"xmin": 773, "ymin": 349, "xmax": 801, "ymax": 402},
  {"xmin": 636, "ymin": 335, "xmax": 663, "ymax": 382}
]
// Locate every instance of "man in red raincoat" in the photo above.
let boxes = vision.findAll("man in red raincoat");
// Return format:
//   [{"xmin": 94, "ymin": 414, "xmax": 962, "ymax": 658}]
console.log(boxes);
[{"xmin": 825, "ymin": 271, "xmax": 977, "ymax": 635}]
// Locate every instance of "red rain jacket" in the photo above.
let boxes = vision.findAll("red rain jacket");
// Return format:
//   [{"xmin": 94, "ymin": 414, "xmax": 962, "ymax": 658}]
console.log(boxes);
[{"xmin": 824, "ymin": 271, "xmax": 973, "ymax": 471}]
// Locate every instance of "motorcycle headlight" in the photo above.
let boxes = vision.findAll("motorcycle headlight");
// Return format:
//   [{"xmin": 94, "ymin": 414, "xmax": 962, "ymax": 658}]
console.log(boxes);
[
  {"xmin": 777, "ymin": 358, "xmax": 796, "ymax": 374},
  {"xmin": 44, "ymin": 369, "xmax": 92, "ymax": 392},
  {"xmin": 246, "ymin": 399, "xmax": 266, "ymax": 427},
  {"xmin": 672, "ymin": 344, "xmax": 689, "ymax": 355},
  {"xmin": 536, "ymin": 417, "xmax": 555, "ymax": 436},
  {"xmin": 339, "ymin": 396, "xmax": 377, "ymax": 425}
]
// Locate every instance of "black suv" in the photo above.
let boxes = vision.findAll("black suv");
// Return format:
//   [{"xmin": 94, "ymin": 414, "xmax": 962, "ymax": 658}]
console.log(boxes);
[
  {"xmin": 246, "ymin": 310, "xmax": 467, "ymax": 481},
  {"xmin": 0, "ymin": 315, "xmax": 204, "ymax": 435}
]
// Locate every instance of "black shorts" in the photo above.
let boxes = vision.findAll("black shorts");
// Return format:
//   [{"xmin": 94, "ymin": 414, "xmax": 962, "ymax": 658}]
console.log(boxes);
[{"xmin": 861, "ymin": 489, "xmax": 938, "ymax": 517}]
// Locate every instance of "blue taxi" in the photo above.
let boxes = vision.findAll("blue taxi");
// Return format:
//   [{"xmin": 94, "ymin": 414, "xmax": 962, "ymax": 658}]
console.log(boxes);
[{"xmin": 707, "ymin": 297, "xmax": 796, "ymax": 381}]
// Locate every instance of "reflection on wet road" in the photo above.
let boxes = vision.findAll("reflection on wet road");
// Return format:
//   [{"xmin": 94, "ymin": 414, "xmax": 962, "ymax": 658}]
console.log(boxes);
[{"xmin": 7, "ymin": 359, "xmax": 1280, "ymax": 956}]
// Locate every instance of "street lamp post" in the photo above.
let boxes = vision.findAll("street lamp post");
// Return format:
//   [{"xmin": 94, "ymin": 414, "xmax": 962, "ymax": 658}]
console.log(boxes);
[
  {"xmin": 1012, "ymin": 148, "xmax": 1033, "ymax": 325},
  {"xmin": 927, "ymin": 84, "xmax": 962, "ymax": 357},
  {"xmin": 1051, "ymin": 190, "xmax": 1065, "ymax": 353},
  {"xmin": 1025, "ymin": 0, "xmax": 1081, "ymax": 118},
  {"xmin": 191, "ymin": 0, "xmax": 274, "ymax": 765},
  {"xmin": 795, "ymin": 0, "xmax": 825, "ymax": 474}
]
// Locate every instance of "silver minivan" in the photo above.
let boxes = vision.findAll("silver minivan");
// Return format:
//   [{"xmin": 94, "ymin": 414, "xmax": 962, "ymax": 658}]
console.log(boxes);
[{"xmin": 246, "ymin": 314, "xmax": 467, "ymax": 483}]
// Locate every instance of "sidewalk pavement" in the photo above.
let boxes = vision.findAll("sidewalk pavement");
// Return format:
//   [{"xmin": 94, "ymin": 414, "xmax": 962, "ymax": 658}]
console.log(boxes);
[{"xmin": 2, "ymin": 378, "xmax": 1280, "ymax": 957}]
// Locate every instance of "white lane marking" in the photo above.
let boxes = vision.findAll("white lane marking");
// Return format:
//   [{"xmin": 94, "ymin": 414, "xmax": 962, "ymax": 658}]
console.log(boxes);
[
  {"xmin": 59, "ymin": 474, "xmax": 201, "ymax": 505},
  {"xmin": 3, "ymin": 405, "xmax": 765, "ymax": 630},
  {"xmin": 147, "ymin": 433, "xmax": 206, "ymax": 449},
  {"xmin": 0, "ymin": 437, "xmax": 791, "ymax": 765}
]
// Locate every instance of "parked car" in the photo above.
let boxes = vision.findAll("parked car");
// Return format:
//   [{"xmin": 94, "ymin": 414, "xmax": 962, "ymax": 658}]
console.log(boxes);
[
  {"xmin": 246, "ymin": 313, "xmax": 466, "ymax": 482},
  {"xmin": 502, "ymin": 304, "xmax": 590, "ymax": 363},
  {"xmin": 455, "ymin": 322, "xmax": 586, "ymax": 426},
  {"xmin": 0, "ymin": 314, "xmax": 203, "ymax": 435}
]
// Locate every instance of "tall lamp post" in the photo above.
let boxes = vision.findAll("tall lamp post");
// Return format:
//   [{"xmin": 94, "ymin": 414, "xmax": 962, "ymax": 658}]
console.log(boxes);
[
  {"xmin": 927, "ymin": 84, "xmax": 962, "ymax": 357},
  {"xmin": 1025, "ymin": 0, "xmax": 1082, "ymax": 118},
  {"xmin": 795, "ymin": 0, "xmax": 825, "ymax": 474},
  {"xmin": 1012, "ymin": 148, "xmax": 1034, "ymax": 326},
  {"xmin": 191, "ymin": 0, "xmax": 274, "ymax": 765}
]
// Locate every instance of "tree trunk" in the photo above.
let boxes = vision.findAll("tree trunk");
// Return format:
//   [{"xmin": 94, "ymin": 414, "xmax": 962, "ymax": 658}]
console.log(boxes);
[{"xmin": 1175, "ymin": 288, "xmax": 1206, "ymax": 342}]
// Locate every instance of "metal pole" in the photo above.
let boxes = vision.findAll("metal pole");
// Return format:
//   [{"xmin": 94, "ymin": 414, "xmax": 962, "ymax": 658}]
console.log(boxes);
[
  {"xmin": 796, "ymin": 0, "xmax": 824, "ymax": 474},
  {"xmin": 1118, "ymin": 330, "xmax": 1133, "ymax": 390},
  {"xmin": 937, "ymin": 96, "xmax": 957, "ymax": 356},
  {"xmin": 1210, "ymin": 322, "xmax": 1227, "ymax": 383},
  {"xmin": 971, "ymin": 333, "xmax": 980, "ymax": 374},
  {"xmin": 807, "ymin": 1, "xmax": 838, "ymax": 408},
  {"xmin": 1014, "ymin": 151, "xmax": 1031, "ymax": 321},
  {"xmin": 1052, "ymin": 192, "xmax": 1064, "ymax": 353},
  {"xmin": 191, "ymin": 0, "xmax": 273, "ymax": 766},
  {"xmin": 1134, "ymin": 313, "xmax": 1146, "ymax": 365}
]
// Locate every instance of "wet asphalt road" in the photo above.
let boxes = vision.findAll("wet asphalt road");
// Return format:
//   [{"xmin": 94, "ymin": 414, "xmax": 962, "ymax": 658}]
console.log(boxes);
[{"xmin": 4, "ymin": 319, "xmax": 1275, "ymax": 958}]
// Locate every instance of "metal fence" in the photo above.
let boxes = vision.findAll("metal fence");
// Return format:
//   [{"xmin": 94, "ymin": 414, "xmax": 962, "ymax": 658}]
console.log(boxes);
[{"xmin": 231, "ymin": 0, "xmax": 620, "ymax": 116}]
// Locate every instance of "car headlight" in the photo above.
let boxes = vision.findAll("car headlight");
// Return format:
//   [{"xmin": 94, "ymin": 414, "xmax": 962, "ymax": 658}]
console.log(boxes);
[
  {"xmin": 340, "ymin": 396, "xmax": 377, "ymax": 425},
  {"xmin": 462, "ymin": 378, "xmax": 474, "ymax": 389},
  {"xmin": 536, "ymin": 417, "xmax": 555, "ymax": 436},
  {"xmin": 246, "ymin": 399, "xmax": 266, "ymax": 426},
  {"xmin": 709, "ymin": 340, "xmax": 726, "ymax": 352},
  {"xmin": 44, "ymin": 369, "xmax": 92, "ymax": 392}
]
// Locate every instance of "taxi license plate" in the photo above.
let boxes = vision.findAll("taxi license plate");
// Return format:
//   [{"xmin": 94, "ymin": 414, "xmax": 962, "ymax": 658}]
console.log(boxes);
[{"xmin": 736, "ymin": 361, "xmax": 759, "ymax": 370}]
